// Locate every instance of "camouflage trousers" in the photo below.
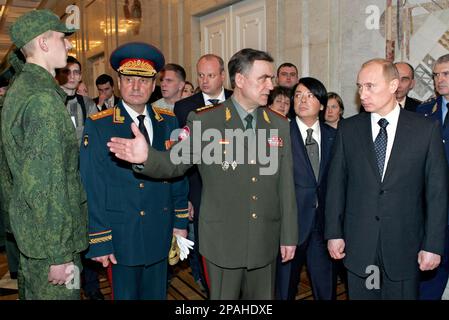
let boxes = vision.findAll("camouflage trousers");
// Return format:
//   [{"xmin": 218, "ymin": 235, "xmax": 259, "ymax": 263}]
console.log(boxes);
[{"xmin": 19, "ymin": 253, "xmax": 82, "ymax": 300}]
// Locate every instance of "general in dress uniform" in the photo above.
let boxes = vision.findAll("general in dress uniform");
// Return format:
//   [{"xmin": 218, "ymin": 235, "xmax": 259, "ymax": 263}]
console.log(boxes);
[{"xmin": 80, "ymin": 42, "xmax": 189, "ymax": 300}]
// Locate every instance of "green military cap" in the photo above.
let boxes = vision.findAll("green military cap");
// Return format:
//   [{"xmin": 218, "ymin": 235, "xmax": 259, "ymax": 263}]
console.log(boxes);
[{"xmin": 9, "ymin": 9, "xmax": 75, "ymax": 49}]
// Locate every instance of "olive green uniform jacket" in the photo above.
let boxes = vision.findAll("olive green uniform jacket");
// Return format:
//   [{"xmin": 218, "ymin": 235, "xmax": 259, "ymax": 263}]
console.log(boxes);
[
  {"xmin": 1, "ymin": 63, "xmax": 88, "ymax": 264},
  {"xmin": 136, "ymin": 98, "xmax": 298, "ymax": 269}
]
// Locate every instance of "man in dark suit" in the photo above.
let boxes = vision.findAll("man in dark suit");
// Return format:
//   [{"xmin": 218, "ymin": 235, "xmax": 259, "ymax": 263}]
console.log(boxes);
[
  {"xmin": 394, "ymin": 62, "xmax": 421, "ymax": 112},
  {"xmin": 93, "ymin": 74, "xmax": 120, "ymax": 111},
  {"xmin": 173, "ymin": 54, "xmax": 232, "ymax": 293},
  {"xmin": 325, "ymin": 58, "xmax": 449, "ymax": 299},
  {"xmin": 107, "ymin": 48, "xmax": 298, "ymax": 299},
  {"xmin": 416, "ymin": 53, "xmax": 449, "ymax": 300},
  {"xmin": 276, "ymin": 77, "xmax": 337, "ymax": 300},
  {"xmin": 80, "ymin": 42, "xmax": 189, "ymax": 300}
]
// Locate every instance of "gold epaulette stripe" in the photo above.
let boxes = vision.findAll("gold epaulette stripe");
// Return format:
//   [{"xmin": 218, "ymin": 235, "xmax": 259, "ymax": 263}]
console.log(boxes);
[
  {"xmin": 89, "ymin": 230, "xmax": 112, "ymax": 236},
  {"xmin": 195, "ymin": 104, "xmax": 220, "ymax": 113},
  {"xmin": 175, "ymin": 208, "xmax": 189, "ymax": 212},
  {"xmin": 175, "ymin": 213, "xmax": 190, "ymax": 218},
  {"xmin": 153, "ymin": 107, "xmax": 175, "ymax": 117},
  {"xmin": 89, "ymin": 108, "xmax": 115, "ymax": 121},
  {"xmin": 89, "ymin": 235, "xmax": 112, "ymax": 244},
  {"xmin": 266, "ymin": 107, "xmax": 288, "ymax": 120}
]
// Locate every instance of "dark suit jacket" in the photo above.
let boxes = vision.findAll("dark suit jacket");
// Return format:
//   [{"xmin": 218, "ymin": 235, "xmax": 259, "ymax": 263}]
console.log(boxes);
[
  {"xmin": 402, "ymin": 96, "xmax": 422, "ymax": 112},
  {"xmin": 80, "ymin": 102, "xmax": 189, "ymax": 266},
  {"xmin": 93, "ymin": 95, "xmax": 120, "ymax": 111},
  {"xmin": 291, "ymin": 121, "xmax": 336, "ymax": 245},
  {"xmin": 138, "ymin": 99, "xmax": 298, "ymax": 269},
  {"xmin": 325, "ymin": 110, "xmax": 449, "ymax": 280},
  {"xmin": 174, "ymin": 90, "xmax": 233, "ymax": 128}
]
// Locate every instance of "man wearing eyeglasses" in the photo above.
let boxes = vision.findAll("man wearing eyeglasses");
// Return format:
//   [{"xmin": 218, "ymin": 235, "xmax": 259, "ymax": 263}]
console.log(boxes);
[
  {"xmin": 417, "ymin": 54, "xmax": 449, "ymax": 300},
  {"xmin": 56, "ymin": 56, "xmax": 97, "ymax": 142}
]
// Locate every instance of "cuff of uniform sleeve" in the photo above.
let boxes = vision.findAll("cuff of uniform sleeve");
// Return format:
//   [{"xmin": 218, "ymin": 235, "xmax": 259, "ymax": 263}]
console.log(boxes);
[
  {"xmin": 85, "ymin": 230, "xmax": 114, "ymax": 259},
  {"xmin": 48, "ymin": 253, "xmax": 74, "ymax": 265},
  {"xmin": 174, "ymin": 209, "xmax": 189, "ymax": 229}
]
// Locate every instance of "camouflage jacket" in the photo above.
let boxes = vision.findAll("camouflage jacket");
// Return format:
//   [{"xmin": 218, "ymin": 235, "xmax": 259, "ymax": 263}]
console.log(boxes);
[
  {"xmin": 0, "ymin": 96, "xmax": 13, "ymax": 231},
  {"xmin": 1, "ymin": 63, "xmax": 88, "ymax": 264}
]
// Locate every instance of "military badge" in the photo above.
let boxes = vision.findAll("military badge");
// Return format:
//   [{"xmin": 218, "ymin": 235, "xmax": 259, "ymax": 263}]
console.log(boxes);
[
  {"xmin": 225, "ymin": 107, "xmax": 232, "ymax": 122},
  {"xmin": 268, "ymin": 136, "xmax": 283, "ymax": 147},
  {"xmin": 231, "ymin": 160, "xmax": 237, "ymax": 170},
  {"xmin": 178, "ymin": 126, "xmax": 190, "ymax": 141},
  {"xmin": 263, "ymin": 110, "xmax": 271, "ymax": 124},
  {"xmin": 222, "ymin": 161, "xmax": 230, "ymax": 171},
  {"xmin": 83, "ymin": 134, "xmax": 89, "ymax": 147}
]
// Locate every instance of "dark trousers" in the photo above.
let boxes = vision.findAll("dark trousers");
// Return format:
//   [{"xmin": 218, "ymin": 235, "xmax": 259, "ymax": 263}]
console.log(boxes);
[
  {"xmin": 205, "ymin": 259, "xmax": 276, "ymax": 300},
  {"xmin": 419, "ymin": 225, "xmax": 449, "ymax": 300},
  {"xmin": 81, "ymin": 251, "xmax": 101, "ymax": 295},
  {"xmin": 347, "ymin": 242, "xmax": 419, "ymax": 300},
  {"xmin": 275, "ymin": 226, "xmax": 336, "ymax": 300},
  {"xmin": 111, "ymin": 259, "xmax": 167, "ymax": 300}
]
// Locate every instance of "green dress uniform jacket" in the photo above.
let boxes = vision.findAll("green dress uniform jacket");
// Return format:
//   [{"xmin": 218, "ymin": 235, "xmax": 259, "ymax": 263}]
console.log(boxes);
[
  {"xmin": 1, "ymin": 63, "xmax": 88, "ymax": 264},
  {"xmin": 136, "ymin": 98, "xmax": 298, "ymax": 270}
]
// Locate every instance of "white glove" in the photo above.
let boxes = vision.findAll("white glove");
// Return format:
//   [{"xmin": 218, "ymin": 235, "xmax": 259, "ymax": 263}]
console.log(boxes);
[{"xmin": 175, "ymin": 234, "xmax": 194, "ymax": 261}]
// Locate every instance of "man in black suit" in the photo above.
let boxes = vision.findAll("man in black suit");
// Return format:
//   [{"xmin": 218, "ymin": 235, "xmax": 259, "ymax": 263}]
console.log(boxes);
[
  {"xmin": 276, "ymin": 77, "xmax": 336, "ymax": 300},
  {"xmin": 325, "ymin": 58, "xmax": 449, "ymax": 299},
  {"xmin": 173, "ymin": 54, "xmax": 232, "ymax": 293},
  {"xmin": 174, "ymin": 54, "xmax": 232, "ymax": 127},
  {"xmin": 93, "ymin": 74, "xmax": 119, "ymax": 111},
  {"xmin": 394, "ymin": 62, "xmax": 421, "ymax": 112}
]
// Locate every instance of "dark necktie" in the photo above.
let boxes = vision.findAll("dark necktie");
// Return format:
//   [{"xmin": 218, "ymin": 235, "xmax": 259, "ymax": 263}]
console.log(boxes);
[
  {"xmin": 137, "ymin": 115, "xmax": 151, "ymax": 145},
  {"xmin": 208, "ymin": 99, "xmax": 220, "ymax": 106},
  {"xmin": 305, "ymin": 128, "xmax": 320, "ymax": 180},
  {"xmin": 374, "ymin": 118, "xmax": 389, "ymax": 179},
  {"xmin": 65, "ymin": 95, "xmax": 76, "ymax": 104},
  {"xmin": 101, "ymin": 103, "xmax": 108, "ymax": 111},
  {"xmin": 444, "ymin": 103, "xmax": 449, "ymax": 128},
  {"xmin": 244, "ymin": 114, "xmax": 254, "ymax": 130}
]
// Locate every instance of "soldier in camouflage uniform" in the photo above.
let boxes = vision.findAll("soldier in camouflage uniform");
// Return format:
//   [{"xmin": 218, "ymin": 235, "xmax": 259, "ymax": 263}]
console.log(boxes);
[{"xmin": 1, "ymin": 9, "xmax": 88, "ymax": 300}]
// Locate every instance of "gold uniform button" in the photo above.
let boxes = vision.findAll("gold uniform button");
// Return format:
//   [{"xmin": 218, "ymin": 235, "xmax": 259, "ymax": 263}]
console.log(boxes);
[
  {"xmin": 252, "ymin": 195, "xmax": 258, "ymax": 201},
  {"xmin": 251, "ymin": 213, "xmax": 257, "ymax": 219},
  {"xmin": 139, "ymin": 182, "xmax": 144, "ymax": 188},
  {"xmin": 252, "ymin": 177, "xmax": 257, "ymax": 182},
  {"xmin": 140, "ymin": 211, "xmax": 145, "ymax": 216}
]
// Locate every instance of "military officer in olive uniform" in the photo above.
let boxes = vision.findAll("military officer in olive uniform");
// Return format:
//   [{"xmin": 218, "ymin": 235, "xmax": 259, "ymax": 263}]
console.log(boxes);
[
  {"xmin": 80, "ymin": 42, "xmax": 189, "ymax": 300},
  {"xmin": 107, "ymin": 48, "xmax": 298, "ymax": 300},
  {"xmin": 1, "ymin": 10, "xmax": 88, "ymax": 300}
]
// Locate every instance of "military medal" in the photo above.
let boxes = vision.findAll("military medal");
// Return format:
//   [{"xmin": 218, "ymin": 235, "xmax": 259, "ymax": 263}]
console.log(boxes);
[
  {"xmin": 268, "ymin": 136, "xmax": 283, "ymax": 147},
  {"xmin": 231, "ymin": 161, "xmax": 237, "ymax": 170},
  {"xmin": 222, "ymin": 161, "xmax": 230, "ymax": 171}
]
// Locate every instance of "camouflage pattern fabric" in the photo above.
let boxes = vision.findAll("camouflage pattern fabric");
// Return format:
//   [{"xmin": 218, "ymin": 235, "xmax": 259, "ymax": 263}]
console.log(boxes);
[{"xmin": 1, "ymin": 62, "xmax": 88, "ymax": 298}]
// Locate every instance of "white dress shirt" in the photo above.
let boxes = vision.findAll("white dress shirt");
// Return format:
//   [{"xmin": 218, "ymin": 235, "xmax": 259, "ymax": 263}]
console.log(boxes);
[
  {"xmin": 295, "ymin": 117, "xmax": 321, "ymax": 159},
  {"xmin": 371, "ymin": 103, "xmax": 400, "ymax": 181},
  {"xmin": 202, "ymin": 88, "xmax": 226, "ymax": 105},
  {"xmin": 122, "ymin": 101, "xmax": 153, "ymax": 145}
]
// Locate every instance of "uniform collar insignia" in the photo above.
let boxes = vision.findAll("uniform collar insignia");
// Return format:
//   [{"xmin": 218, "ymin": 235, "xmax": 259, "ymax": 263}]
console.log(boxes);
[
  {"xmin": 225, "ymin": 107, "xmax": 231, "ymax": 122},
  {"xmin": 113, "ymin": 106, "xmax": 125, "ymax": 124},
  {"xmin": 263, "ymin": 110, "xmax": 271, "ymax": 124},
  {"xmin": 432, "ymin": 103, "xmax": 438, "ymax": 114},
  {"xmin": 152, "ymin": 106, "xmax": 164, "ymax": 122}
]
